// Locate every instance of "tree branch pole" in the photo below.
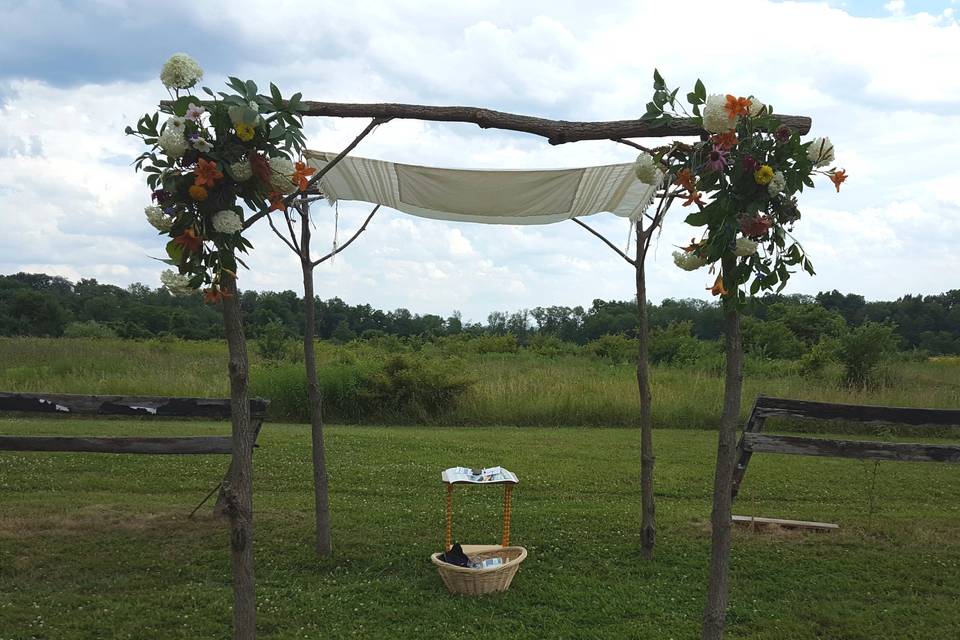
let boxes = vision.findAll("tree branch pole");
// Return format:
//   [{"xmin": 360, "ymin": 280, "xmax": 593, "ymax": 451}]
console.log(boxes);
[
  {"xmin": 701, "ymin": 255, "xmax": 744, "ymax": 640},
  {"xmin": 220, "ymin": 274, "xmax": 256, "ymax": 639},
  {"xmin": 571, "ymin": 180, "xmax": 673, "ymax": 560},
  {"xmin": 296, "ymin": 195, "xmax": 334, "ymax": 557}
]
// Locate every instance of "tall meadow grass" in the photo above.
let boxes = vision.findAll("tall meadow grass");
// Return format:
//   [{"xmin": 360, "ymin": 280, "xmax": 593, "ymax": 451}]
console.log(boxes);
[{"xmin": 1, "ymin": 337, "xmax": 957, "ymax": 432}]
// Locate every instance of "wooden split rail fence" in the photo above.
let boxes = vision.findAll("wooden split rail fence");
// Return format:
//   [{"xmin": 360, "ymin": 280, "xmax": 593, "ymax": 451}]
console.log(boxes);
[
  {"xmin": 732, "ymin": 395, "xmax": 960, "ymax": 500},
  {"xmin": 0, "ymin": 391, "xmax": 269, "ymax": 510}
]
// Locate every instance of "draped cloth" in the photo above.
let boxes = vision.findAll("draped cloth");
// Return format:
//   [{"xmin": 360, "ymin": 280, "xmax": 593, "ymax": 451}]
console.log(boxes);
[{"xmin": 304, "ymin": 150, "xmax": 656, "ymax": 225}]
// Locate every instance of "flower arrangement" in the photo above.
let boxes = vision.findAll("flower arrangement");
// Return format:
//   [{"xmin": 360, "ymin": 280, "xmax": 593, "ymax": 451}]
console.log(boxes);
[
  {"xmin": 127, "ymin": 54, "xmax": 315, "ymax": 301},
  {"xmin": 636, "ymin": 71, "xmax": 846, "ymax": 307}
]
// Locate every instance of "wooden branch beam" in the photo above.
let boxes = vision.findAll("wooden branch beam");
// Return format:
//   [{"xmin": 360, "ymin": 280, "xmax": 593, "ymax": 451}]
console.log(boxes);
[
  {"xmin": 0, "ymin": 435, "xmax": 233, "ymax": 455},
  {"xmin": 742, "ymin": 433, "xmax": 960, "ymax": 464},
  {"xmin": 294, "ymin": 102, "xmax": 812, "ymax": 144},
  {"xmin": 0, "ymin": 392, "xmax": 269, "ymax": 419},
  {"xmin": 161, "ymin": 99, "xmax": 812, "ymax": 144},
  {"xmin": 754, "ymin": 395, "xmax": 960, "ymax": 427}
]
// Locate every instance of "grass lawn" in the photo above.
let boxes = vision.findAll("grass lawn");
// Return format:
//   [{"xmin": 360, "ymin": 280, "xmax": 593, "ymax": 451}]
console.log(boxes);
[{"xmin": 1, "ymin": 419, "xmax": 958, "ymax": 639}]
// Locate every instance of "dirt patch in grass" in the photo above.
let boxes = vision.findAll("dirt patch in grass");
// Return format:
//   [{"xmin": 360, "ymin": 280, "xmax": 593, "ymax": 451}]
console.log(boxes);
[{"xmin": 0, "ymin": 504, "xmax": 221, "ymax": 538}]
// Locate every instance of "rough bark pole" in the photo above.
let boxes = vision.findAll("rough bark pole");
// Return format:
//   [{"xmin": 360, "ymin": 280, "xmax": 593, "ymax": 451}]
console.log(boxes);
[
  {"xmin": 299, "ymin": 201, "xmax": 333, "ymax": 557},
  {"xmin": 701, "ymin": 256, "xmax": 744, "ymax": 640},
  {"xmin": 221, "ymin": 275, "xmax": 257, "ymax": 640},
  {"xmin": 635, "ymin": 223, "xmax": 655, "ymax": 560}
]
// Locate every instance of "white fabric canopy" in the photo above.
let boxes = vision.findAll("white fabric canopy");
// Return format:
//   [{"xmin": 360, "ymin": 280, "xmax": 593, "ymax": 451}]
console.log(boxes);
[{"xmin": 304, "ymin": 150, "xmax": 656, "ymax": 225}]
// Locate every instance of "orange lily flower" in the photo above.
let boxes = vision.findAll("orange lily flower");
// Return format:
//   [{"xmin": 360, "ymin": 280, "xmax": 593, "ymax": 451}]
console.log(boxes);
[
  {"xmin": 708, "ymin": 273, "xmax": 728, "ymax": 297},
  {"xmin": 173, "ymin": 227, "xmax": 203, "ymax": 254},
  {"xmin": 194, "ymin": 158, "xmax": 223, "ymax": 188},
  {"xmin": 292, "ymin": 161, "xmax": 316, "ymax": 192},
  {"xmin": 268, "ymin": 191, "xmax": 287, "ymax": 212},
  {"xmin": 724, "ymin": 95, "xmax": 752, "ymax": 121},
  {"xmin": 710, "ymin": 131, "xmax": 738, "ymax": 150},
  {"xmin": 682, "ymin": 189, "xmax": 705, "ymax": 208},
  {"xmin": 203, "ymin": 287, "xmax": 234, "ymax": 304},
  {"xmin": 830, "ymin": 169, "xmax": 848, "ymax": 192},
  {"xmin": 674, "ymin": 168, "xmax": 696, "ymax": 191}
]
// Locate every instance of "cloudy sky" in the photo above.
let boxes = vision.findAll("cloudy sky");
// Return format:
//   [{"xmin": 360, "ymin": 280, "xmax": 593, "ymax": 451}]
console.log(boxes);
[{"xmin": 1, "ymin": 0, "xmax": 958, "ymax": 320}]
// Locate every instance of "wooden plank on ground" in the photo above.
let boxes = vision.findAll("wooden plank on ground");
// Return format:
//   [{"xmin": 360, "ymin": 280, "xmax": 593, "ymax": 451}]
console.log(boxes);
[
  {"xmin": 754, "ymin": 395, "xmax": 960, "ymax": 427},
  {"xmin": 0, "ymin": 435, "xmax": 233, "ymax": 455},
  {"xmin": 742, "ymin": 432, "xmax": 960, "ymax": 463},
  {"xmin": 732, "ymin": 515, "xmax": 839, "ymax": 532},
  {"xmin": 0, "ymin": 392, "xmax": 268, "ymax": 418}
]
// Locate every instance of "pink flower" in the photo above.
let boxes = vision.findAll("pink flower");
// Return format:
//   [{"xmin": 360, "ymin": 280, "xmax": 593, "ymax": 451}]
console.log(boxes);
[
  {"xmin": 185, "ymin": 103, "xmax": 206, "ymax": 122},
  {"xmin": 706, "ymin": 145, "xmax": 729, "ymax": 172}
]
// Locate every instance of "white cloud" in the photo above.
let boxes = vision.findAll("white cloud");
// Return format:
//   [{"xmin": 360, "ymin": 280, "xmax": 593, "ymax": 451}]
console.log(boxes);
[{"xmin": 1, "ymin": 0, "xmax": 958, "ymax": 320}]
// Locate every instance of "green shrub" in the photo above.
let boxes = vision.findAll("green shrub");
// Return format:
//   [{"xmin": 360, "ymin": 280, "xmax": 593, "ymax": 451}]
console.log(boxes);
[
  {"xmin": 255, "ymin": 320, "xmax": 297, "ymax": 363},
  {"xmin": 837, "ymin": 321, "xmax": 899, "ymax": 388},
  {"xmin": 649, "ymin": 322, "xmax": 706, "ymax": 365},
  {"xmin": 62, "ymin": 320, "xmax": 117, "ymax": 339},
  {"xmin": 799, "ymin": 338, "xmax": 837, "ymax": 377},
  {"xmin": 526, "ymin": 334, "xmax": 581, "ymax": 357},
  {"xmin": 251, "ymin": 353, "xmax": 474, "ymax": 423},
  {"xmin": 585, "ymin": 333, "xmax": 636, "ymax": 364},
  {"xmin": 741, "ymin": 317, "xmax": 805, "ymax": 359}
]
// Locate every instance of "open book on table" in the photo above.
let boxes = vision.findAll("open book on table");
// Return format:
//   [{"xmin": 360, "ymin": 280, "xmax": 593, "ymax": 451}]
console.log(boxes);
[{"xmin": 442, "ymin": 466, "xmax": 518, "ymax": 485}]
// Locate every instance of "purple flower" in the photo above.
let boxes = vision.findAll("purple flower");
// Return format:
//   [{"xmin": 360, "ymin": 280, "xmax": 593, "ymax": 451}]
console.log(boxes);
[
  {"xmin": 775, "ymin": 125, "xmax": 792, "ymax": 143},
  {"xmin": 151, "ymin": 190, "xmax": 169, "ymax": 204},
  {"xmin": 741, "ymin": 155, "xmax": 760, "ymax": 173},
  {"xmin": 706, "ymin": 145, "xmax": 729, "ymax": 172}
]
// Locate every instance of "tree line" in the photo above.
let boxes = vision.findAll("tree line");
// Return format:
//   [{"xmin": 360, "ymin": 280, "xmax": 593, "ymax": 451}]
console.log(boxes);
[{"xmin": 1, "ymin": 272, "xmax": 958, "ymax": 355}]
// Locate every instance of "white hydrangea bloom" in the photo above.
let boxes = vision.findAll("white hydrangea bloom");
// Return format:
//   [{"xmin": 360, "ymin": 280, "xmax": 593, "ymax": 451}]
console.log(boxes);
[
  {"xmin": 807, "ymin": 137, "xmax": 835, "ymax": 167},
  {"xmin": 633, "ymin": 153, "xmax": 663, "ymax": 187},
  {"xmin": 702, "ymin": 94, "xmax": 736, "ymax": 133},
  {"xmin": 672, "ymin": 250, "xmax": 707, "ymax": 271},
  {"xmin": 268, "ymin": 157, "xmax": 297, "ymax": 194},
  {"xmin": 212, "ymin": 210, "xmax": 243, "ymax": 234},
  {"xmin": 145, "ymin": 205, "xmax": 172, "ymax": 232},
  {"xmin": 767, "ymin": 171, "xmax": 786, "ymax": 197},
  {"xmin": 230, "ymin": 159, "xmax": 253, "ymax": 181},
  {"xmin": 160, "ymin": 269, "xmax": 194, "ymax": 295},
  {"xmin": 164, "ymin": 116, "xmax": 186, "ymax": 133},
  {"xmin": 158, "ymin": 127, "xmax": 187, "ymax": 158},
  {"xmin": 734, "ymin": 238, "xmax": 758, "ymax": 256},
  {"xmin": 160, "ymin": 53, "xmax": 204, "ymax": 89}
]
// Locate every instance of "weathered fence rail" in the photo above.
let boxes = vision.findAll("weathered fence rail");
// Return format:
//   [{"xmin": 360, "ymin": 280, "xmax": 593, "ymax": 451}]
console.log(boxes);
[{"xmin": 732, "ymin": 396, "xmax": 960, "ymax": 499}]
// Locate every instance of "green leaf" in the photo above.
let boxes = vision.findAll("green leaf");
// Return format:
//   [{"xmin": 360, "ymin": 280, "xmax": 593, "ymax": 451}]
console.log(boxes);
[
  {"xmin": 270, "ymin": 82, "xmax": 282, "ymax": 104},
  {"xmin": 653, "ymin": 69, "xmax": 666, "ymax": 91},
  {"xmin": 171, "ymin": 96, "xmax": 196, "ymax": 117},
  {"xmin": 695, "ymin": 79, "xmax": 706, "ymax": 100},
  {"xmin": 684, "ymin": 211, "xmax": 709, "ymax": 226},
  {"xmin": 165, "ymin": 239, "xmax": 184, "ymax": 264},
  {"xmin": 245, "ymin": 80, "xmax": 258, "ymax": 97}
]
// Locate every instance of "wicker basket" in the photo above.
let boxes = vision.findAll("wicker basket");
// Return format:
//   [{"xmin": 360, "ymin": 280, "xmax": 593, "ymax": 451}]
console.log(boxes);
[{"xmin": 431, "ymin": 546, "xmax": 527, "ymax": 595}]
